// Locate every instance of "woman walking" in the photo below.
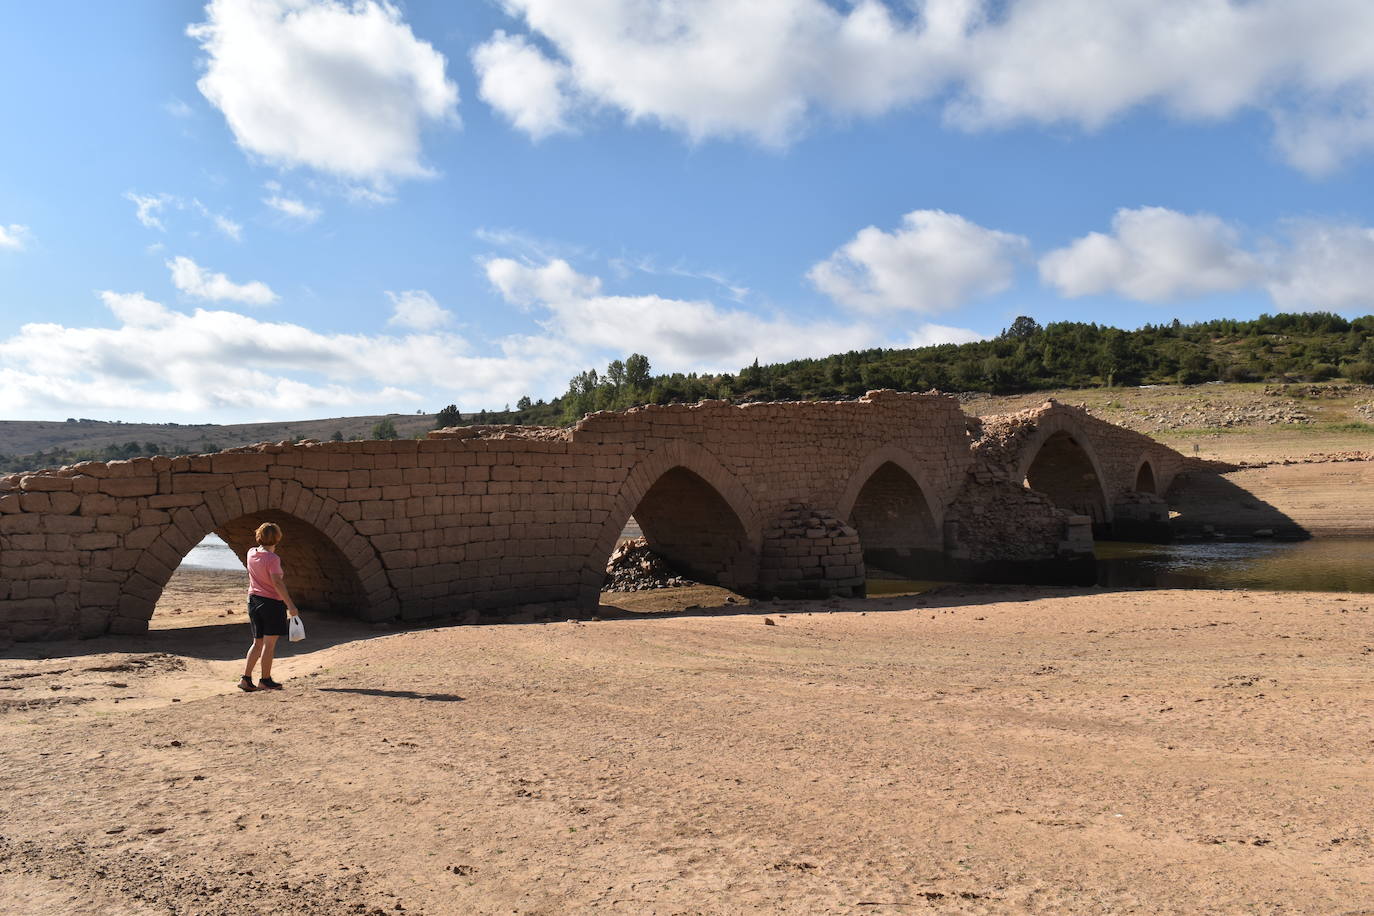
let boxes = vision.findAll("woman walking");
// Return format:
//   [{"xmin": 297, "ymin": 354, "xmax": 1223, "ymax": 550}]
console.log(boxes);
[{"xmin": 239, "ymin": 522, "xmax": 300, "ymax": 692}]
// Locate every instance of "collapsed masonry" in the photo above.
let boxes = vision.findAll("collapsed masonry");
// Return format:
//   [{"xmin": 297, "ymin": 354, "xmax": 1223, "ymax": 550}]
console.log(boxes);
[{"xmin": 0, "ymin": 393, "xmax": 1182, "ymax": 642}]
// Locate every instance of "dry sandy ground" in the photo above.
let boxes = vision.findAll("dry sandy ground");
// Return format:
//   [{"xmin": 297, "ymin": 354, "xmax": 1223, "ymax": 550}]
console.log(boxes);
[
  {"xmin": 1170, "ymin": 461, "xmax": 1374, "ymax": 536},
  {"xmin": 2, "ymin": 570, "xmax": 1372, "ymax": 915}
]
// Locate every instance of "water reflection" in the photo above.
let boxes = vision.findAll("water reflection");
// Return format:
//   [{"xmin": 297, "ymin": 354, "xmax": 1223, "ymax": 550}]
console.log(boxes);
[
  {"xmin": 1095, "ymin": 538, "xmax": 1374, "ymax": 593},
  {"xmin": 183, "ymin": 534, "xmax": 242, "ymax": 571}
]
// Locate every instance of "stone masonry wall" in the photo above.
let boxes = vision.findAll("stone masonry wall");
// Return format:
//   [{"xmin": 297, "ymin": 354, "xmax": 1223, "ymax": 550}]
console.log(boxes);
[{"xmin": 0, "ymin": 392, "xmax": 1183, "ymax": 643}]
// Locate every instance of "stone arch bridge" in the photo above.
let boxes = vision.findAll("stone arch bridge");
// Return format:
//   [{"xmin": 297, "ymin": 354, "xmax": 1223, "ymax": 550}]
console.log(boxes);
[{"xmin": 0, "ymin": 392, "xmax": 1181, "ymax": 642}]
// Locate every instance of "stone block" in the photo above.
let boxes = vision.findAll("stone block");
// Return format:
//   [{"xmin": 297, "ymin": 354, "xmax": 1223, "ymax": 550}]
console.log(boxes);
[
  {"xmin": 171, "ymin": 474, "xmax": 233, "ymax": 494},
  {"xmin": 74, "ymin": 532, "xmax": 118, "ymax": 550},
  {"xmin": 20, "ymin": 474, "xmax": 74, "ymax": 492},
  {"xmin": 108, "ymin": 615, "xmax": 150, "ymax": 636},
  {"xmin": 148, "ymin": 493, "xmax": 203, "ymax": 509},
  {"xmin": 96, "ymin": 516, "xmax": 135, "ymax": 534},
  {"xmin": 78, "ymin": 608, "xmax": 110, "ymax": 637},
  {"xmin": 82, "ymin": 493, "xmax": 119, "ymax": 516},
  {"xmin": 80, "ymin": 581, "xmax": 122, "ymax": 606},
  {"xmin": 0, "ymin": 598, "xmax": 55, "ymax": 622},
  {"xmin": 43, "ymin": 515, "xmax": 95, "ymax": 534},
  {"xmin": 212, "ymin": 453, "xmax": 269, "ymax": 474},
  {"xmin": 100, "ymin": 477, "xmax": 158, "ymax": 498},
  {"xmin": 19, "ymin": 493, "xmax": 51, "ymax": 513}
]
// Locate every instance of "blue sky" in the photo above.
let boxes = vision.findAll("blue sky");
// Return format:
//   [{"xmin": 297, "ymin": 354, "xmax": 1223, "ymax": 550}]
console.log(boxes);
[{"xmin": 2, "ymin": 0, "xmax": 1373, "ymax": 423}]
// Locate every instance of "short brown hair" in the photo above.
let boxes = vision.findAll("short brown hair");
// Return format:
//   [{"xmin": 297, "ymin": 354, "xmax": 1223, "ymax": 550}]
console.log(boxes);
[{"xmin": 255, "ymin": 522, "xmax": 282, "ymax": 546}]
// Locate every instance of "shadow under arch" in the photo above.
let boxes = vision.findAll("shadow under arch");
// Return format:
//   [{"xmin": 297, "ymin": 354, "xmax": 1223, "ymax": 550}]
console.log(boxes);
[
  {"xmin": 1134, "ymin": 458, "xmax": 1158, "ymax": 495},
  {"xmin": 118, "ymin": 482, "xmax": 396, "ymax": 632},
  {"xmin": 836, "ymin": 445, "xmax": 946, "ymax": 531},
  {"xmin": 580, "ymin": 442, "xmax": 763, "ymax": 608},
  {"xmin": 1015, "ymin": 417, "xmax": 1113, "ymax": 529},
  {"xmin": 836, "ymin": 446, "xmax": 944, "ymax": 579}
]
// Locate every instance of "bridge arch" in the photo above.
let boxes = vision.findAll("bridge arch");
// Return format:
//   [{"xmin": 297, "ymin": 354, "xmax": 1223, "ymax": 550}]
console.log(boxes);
[
  {"xmin": 1134, "ymin": 458, "xmax": 1158, "ymax": 495},
  {"xmin": 1015, "ymin": 415, "xmax": 1112, "ymax": 525},
  {"xmin": 836, "ymin": 445, "xmax": 943, "ymax": 554},
  {"xmin": 581, "ymin": 442, "xmax": 763, "ymax": 607},
  {"xmin": 119, "ymin": 481, "xmax": 395, "ymax": 630}
]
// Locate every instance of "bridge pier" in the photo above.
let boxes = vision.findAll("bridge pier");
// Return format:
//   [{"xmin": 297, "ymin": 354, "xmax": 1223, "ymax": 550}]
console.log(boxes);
[{"xmin": 757, "ymin": 505, "xmax": 865, "ymax": 599}]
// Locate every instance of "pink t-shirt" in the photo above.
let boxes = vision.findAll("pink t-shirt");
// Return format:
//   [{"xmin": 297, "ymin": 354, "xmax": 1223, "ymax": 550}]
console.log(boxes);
[{"xmin": 247, "ymin": 547, "xmax": 284, "ymax": 600}]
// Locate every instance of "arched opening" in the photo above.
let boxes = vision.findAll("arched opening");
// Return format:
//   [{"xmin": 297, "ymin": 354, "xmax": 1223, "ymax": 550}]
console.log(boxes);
[
  {"xmin": 215, "ymin": 510, "xmax": 369, "ymax": 615},
  {"xmin": 620, "ymin": 467, "xmax": 755, "ymax": 590},
  {"xmin": 147, "ymin": 509, "xmax": 375, "ymax": 632},
  {"xmin": 1135, "ymin": 461, "xmax": 1157, "ymax": 495},
  {"xmin": 1024, "ymin": 431, "xmax": 1109, "ymax": 526},
  {"xmin": 847, "ymin": 461, "xmax": 942, "ymax": 579}
]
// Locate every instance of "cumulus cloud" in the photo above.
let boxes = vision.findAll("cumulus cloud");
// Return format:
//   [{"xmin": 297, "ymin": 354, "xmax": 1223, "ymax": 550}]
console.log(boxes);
[
  {"xmin": 485, "ymin": 257, "xmax": 602, "ymax": 306},
  {"xmin": 1265, "ymin": 221, "xmax": 1374, "ymax": 311},
  {"xmin": 1041, "ymin": 206, "xmax": 1374, "ymax": 311},
  {"xmin": 0, "ymin": 251, "xmax": 987, "ymax": 421},
  {"xmin": 473, "ymin": 31, "xmax": 574, "ymax": 140},
  {"xmin": 0, "ymin": 224, "xmax": 31, "ymax": 250},
  {"xmin": 167, "ymin": 255, "xmax": 278, "ymax": 306},
  {"xmin": 485, "ymin": 257, "xmax": 979, "ymax": 372},
  {"xmin": 386, "ymin": 290, "xmax": 452, "ymax": 330},
  {"xmin": 0, "ymin": 291, "xmax": 576, "ymax": 419},
  {"xmin": 475, "ymin": 0, "xmax": 1374, "ymax": 172},
  {"xmin": 1039, "ymin": 207, "xmax": 1262, "ymax": 301},
  {"xmin": 188, "ymin": 0, "xmax": 460, "ymax": 185},
  {"xmin": 264, "ymin": 194, "xmax": 322, "ymax": 222},
  {"xmin": 808, "ymin": 210, "xmax": 1028, "ymax": 314}
]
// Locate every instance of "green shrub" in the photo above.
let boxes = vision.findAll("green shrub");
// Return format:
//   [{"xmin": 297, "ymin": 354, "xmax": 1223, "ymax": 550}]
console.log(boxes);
[{"xmin": 1343, "ymin": 361, "xmax": 1374, "ymax": 384}]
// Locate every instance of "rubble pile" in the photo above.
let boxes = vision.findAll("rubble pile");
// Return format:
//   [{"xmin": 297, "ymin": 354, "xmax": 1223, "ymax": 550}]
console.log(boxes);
[{"xmin": 603, "ymin": 537, "xmax": 693, "ymax": 591}]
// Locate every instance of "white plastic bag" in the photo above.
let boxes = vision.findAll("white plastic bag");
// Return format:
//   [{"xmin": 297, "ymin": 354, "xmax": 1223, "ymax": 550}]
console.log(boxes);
[{"xmin": 288, "ymin": 615, "xmax": 306, "ymax": 642}]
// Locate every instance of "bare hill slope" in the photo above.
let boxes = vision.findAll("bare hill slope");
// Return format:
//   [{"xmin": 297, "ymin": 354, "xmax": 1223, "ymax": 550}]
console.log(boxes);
[{"xmin": 0, "ymin": 412, "xmax": 449, "ymax": 459}]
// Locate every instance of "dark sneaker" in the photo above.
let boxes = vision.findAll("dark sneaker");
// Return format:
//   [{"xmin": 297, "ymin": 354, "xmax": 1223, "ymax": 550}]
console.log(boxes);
[
  {"xmin": 237, "ymin": 676, "xmax": 257, "ymax": 692},
  {"xmin": 258, "ymin": 677, "xmax": 284, "ymax": 691}
]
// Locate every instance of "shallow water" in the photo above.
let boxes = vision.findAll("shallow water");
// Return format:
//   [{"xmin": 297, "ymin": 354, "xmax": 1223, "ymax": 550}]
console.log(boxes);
[
  {"xmin": 182, "ymin": 534, "xmax": 242, "ymax": 571},
  {"xmin": 187, "ymin": 530, "xmax": 1374, "ymax": 595},
  {"xmin": 1094, "ymin": 538, "xmax": 1374, "ymax": 592}
]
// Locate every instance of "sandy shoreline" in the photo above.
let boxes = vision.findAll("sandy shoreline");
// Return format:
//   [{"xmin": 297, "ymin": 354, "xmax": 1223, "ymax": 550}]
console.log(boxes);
[{"xmin": 2, "ymin": 569, "xmax": 1371, "ymax": 914}]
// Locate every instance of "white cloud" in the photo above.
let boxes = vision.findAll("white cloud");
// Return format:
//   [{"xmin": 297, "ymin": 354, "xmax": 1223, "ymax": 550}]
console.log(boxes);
[
  {"xmin": 0, "ymin": 224, "xmax": 31, "ymax": 250},
  {"xmin": 264, "ymin": 195, "xmax": 322, "ymax": 222},
  {"xmin": 1039, "ymin": 207, "xmax": 1261, "ymax": 301},
  {"xmin": 125, "ymin": 192, "xmax": 172, "ymax": 231},
  {"xmin": 473, "ymin": 31, "xmax": 574, "ymax": 140},
  {"xmin": 125, "ymin": 191, "xmax": 241, "ymax": 238},
  {"xmin": 808, "ymin": 210, "xmax": 1028, "ymax": 314},
  {"xmin": 1265, "ymin": 221, "xmax": 1374, "ymax": 311},
  {"xmin": 477, "ymin": 0, "xmax": 1374, "ymax": 173},
  {"xmin": 1040, "ymin": 206, "xmax": 1374, "ymax": 311},
  {"xmin": 485, "ymin": 256, "xmax": 978, "ymax": 373},
  {"xmin": 192, "ymin": 200, "xmax": 243, "ymax": 241},
  {"xmin": 0, "ymin": 251, "xmax": 986, "ymax": 421},
  {"xmin": 167, "ymin": 255, "xmax": 278, "ymax": 306},
  {"xmin": 0, "ymin": 291, "xmax": 575, "ymax": 420},
  {"xmin": 485, "ymin": 257, "xmax": 602, "ymax": 306},
  {"xmin": 188, "ymin": 0, "xmax": 460, "ymax": 186},
  {"xmin": 902, "ymin": 324, "xmax": 985, "ymax": 348},
  {"xmin": 386, "ymin": 290, "xmax": 452, "ymax": 330}
]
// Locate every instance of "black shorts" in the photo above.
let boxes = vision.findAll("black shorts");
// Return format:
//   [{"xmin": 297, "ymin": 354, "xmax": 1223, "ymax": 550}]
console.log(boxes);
[{"xmin": 248, "ymin": 595, "xmax": 289, "ymax": 639}]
